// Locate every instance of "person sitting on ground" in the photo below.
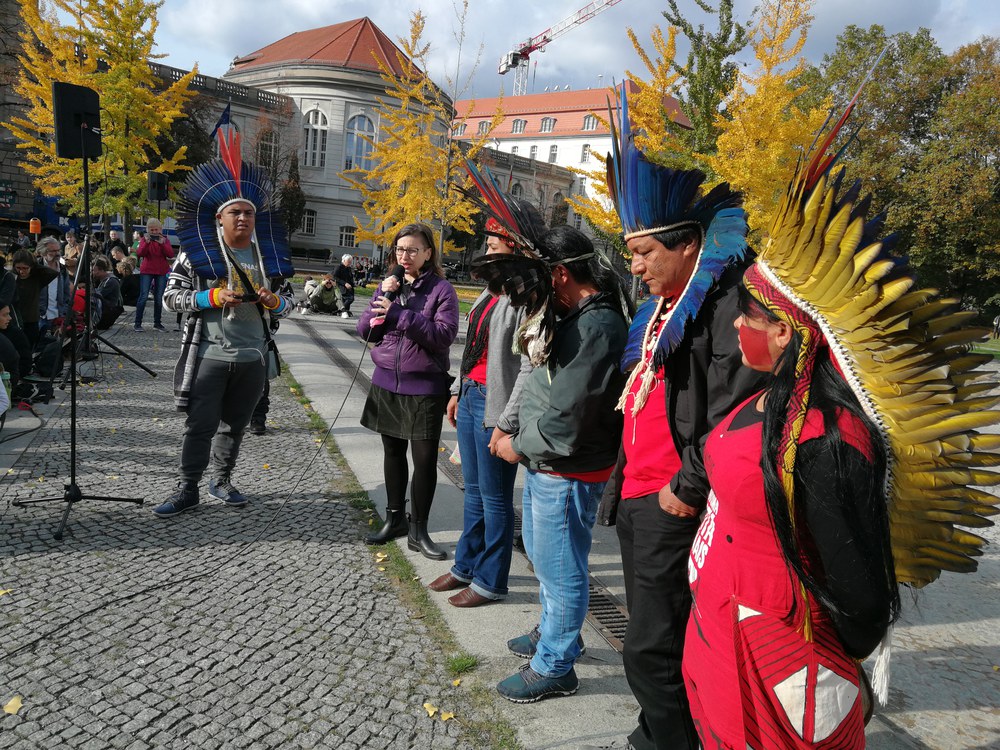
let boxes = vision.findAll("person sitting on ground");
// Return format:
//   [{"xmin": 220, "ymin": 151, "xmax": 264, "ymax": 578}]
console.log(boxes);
[
  {"xmin": 37, "ymin": 237, "xmax": 71, "ymax": 339},
  {"xmin": 91, "ymin": 256, "xmax": 124, "ymax": 330},
  {"xmin": 11, "ymin": 248, "xmax": 59, "ymax": 350},
  {"xmin": 307, "ymin": 273, "xmax": 342, "ymax": 314},
  {"xmin": 117, "ymin": 260, "xmax": 140, "ymax": 306},
  {"xmin": 0, "ymin": 265, "xmax": 30, "ymax": 388},
  {"xmin": 62, "ymin": 230, "xmax": 82, "ymax": 276},
  {"xmin": 333, "ymin": 255, "xmax": 355, "ymax": 318}
]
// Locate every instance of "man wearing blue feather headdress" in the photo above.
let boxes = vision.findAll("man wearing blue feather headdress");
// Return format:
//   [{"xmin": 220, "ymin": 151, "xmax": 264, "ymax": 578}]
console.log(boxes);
[
  {"xmin": 596, "ymin": 85, "xmax": 766, "ymax": 750},
  {"xmin": 151, "ymin": 132, "xmax": 294, "ymax": 518}
]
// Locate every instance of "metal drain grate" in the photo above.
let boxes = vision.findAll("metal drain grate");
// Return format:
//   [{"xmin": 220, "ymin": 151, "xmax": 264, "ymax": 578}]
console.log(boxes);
[{"xmin": 586, "ymin": 583, "xmax": 629, "ymax": 651}]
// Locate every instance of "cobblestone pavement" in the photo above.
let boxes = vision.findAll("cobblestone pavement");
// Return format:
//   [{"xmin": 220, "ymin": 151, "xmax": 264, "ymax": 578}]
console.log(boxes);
[{"xmin": 0, "ymin": 326, "xmax": 483, "ymax": 749}]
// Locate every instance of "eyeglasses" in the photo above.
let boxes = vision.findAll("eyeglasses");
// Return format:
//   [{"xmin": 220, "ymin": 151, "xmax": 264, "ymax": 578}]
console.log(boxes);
[{"xmin": 393, "ymin": 246, "xmax": 428, "ymax": 256}]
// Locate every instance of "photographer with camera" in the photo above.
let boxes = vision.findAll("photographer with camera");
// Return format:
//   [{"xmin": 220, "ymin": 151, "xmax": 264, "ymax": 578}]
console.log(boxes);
[
  {"xmin": 306, "ymin": 273, "xmax": 342, "ymax": 315},
  {"xmin": 135, "ymin": 219, "xmax": 175, "ymax": 332}
]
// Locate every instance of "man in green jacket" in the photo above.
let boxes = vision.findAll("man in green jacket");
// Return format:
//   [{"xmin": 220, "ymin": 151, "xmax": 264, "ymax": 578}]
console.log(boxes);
[{"xmin": 492, "ymin": 225, "xmax": 629, "ymax": 703}]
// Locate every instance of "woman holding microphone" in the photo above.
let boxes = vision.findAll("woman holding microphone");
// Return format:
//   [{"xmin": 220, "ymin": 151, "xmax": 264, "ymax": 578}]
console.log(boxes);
[{"xmin": 358, "ymin": 223, "xmax": 459, "ymax": 560}]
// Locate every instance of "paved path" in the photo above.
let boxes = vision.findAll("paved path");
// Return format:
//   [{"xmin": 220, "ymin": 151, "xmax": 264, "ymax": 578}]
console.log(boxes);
[
  {"xmin": 1, "ymin": 309, "xmax": 999, "ymax": 749},
  {"xmin": 0, "ymin": 325, "xmax": 478, "ymax": 749}
]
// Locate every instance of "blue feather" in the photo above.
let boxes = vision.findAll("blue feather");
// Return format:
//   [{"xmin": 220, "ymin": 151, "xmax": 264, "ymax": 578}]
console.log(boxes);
[{"xmin": 176, "ymin": 159, "xmax": 293, "ymax": 280}]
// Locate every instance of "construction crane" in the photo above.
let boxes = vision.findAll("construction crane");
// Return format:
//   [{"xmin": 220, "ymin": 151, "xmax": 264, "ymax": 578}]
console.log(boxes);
[{"xmin": 498, "ymin": 0, "xmax": 623, "ymax": 96}]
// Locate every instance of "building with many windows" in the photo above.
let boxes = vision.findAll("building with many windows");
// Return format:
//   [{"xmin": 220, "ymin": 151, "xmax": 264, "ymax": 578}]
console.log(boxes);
[
  {"xmin": 222, "ymin": 17, "xmax": 423, "ymax": 259},
  {"xmin": 452, "ymin": 81, "xmax": 690, "ymax": 232}
]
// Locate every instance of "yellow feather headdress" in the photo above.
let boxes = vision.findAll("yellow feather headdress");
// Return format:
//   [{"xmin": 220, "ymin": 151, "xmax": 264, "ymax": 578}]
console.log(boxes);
[{"xmin": 749, "ymin": 55, "xmax": 1000, "ymax": 592}]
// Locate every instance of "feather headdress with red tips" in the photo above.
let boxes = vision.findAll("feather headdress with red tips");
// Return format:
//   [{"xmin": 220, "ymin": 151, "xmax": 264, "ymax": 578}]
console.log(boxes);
[{"xmin": 176, "ymin": 106, "xmax": 293, "ymax": 280}]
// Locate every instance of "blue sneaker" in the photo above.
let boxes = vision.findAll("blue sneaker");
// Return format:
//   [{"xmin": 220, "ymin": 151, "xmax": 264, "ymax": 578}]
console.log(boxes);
[
  {"xmin": 507, "ymin": 625, "xmax": 586, "ymax": 659},
  {"xmin": 208, "ymin": 479, "xmax": 247, "ymax": 506},
  {"xmin": 153, "ymin": 486, "xmax": 199, "ymax": 517},
  {"xmin": 497, "ymin": 663, "xmax": 578, "ymax": 703}
]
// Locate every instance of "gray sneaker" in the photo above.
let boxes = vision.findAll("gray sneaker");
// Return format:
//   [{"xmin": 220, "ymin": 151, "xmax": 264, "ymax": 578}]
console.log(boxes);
[
  {"xmin": 208, "ymin": 479, "xmax": 247, "ymax": 506},
  {"xmin": 507, "ymin": 625, "xmax": 586, "ymax": 659}
]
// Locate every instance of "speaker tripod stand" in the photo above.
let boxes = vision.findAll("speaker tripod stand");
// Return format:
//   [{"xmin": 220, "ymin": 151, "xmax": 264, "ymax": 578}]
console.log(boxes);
[{"xmin": 13, "ymin": 93, "xmax": 146, "ymax": 538}]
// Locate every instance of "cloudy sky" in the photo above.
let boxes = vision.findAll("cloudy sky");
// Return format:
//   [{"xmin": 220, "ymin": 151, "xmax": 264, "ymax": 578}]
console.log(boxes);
[{"xmin": 155, "ymin": 0, "xmax": 1000, "ymax": 98}]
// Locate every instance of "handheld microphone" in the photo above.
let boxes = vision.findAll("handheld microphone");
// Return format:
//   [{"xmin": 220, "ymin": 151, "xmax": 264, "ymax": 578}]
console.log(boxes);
[
  {"xmin": 372, "ymin": 266, "xmax": 406, "ymax": 326},
  {"xmin": 383, "ymin": 265, "xmax": 406, "ymax": 303}
]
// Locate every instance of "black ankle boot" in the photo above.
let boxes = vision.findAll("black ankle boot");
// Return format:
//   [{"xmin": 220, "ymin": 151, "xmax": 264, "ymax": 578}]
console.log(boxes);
[
  {"xmin": 408, "ymin": 519, "xmax": 447, "ymax": 560},
  {"xmin": 365, "ymin": 509, "xmax": 408, "ymax": 545}
]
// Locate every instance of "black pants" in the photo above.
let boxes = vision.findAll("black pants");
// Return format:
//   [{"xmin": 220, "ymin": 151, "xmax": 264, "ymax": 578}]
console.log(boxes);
[
  {"xmin": 180, "ymin": 358, "xmax": 267, "ymax": 488},
  {"xmin": 618, "ymin": 494, "xmax": 700, "ymax": 750},
  {"xmin": 381, "ymin": 435, "xmax": 438, "ymax": 521},
  {"xmin": 251, "ymin": 379, "xmax": 270, "ymax": 425},
  {"xmin": 0, "ymin": 325, "xmax": 30, "ymax": 384}
]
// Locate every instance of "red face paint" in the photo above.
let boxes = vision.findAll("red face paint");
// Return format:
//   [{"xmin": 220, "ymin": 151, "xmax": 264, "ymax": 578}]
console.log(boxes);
[{"xmin": 738, "ymin": 322, "xmax": 774, "ymax": 370}]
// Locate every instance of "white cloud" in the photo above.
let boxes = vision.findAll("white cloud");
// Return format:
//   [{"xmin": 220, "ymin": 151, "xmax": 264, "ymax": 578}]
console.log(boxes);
[{"xmin": 152, "ymin": 0, "xmax": 1000, "ymax": 94}]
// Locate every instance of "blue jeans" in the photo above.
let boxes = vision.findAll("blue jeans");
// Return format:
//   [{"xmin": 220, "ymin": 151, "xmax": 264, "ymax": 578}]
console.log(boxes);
[
  {"xmin": 451, "ymin": 380, "xmax": 518, "ymax": 599},
  {"xmin": 135, "ymin": 273, "xmax": 167, "ymax": 327},
  {"xmin": 522, "ymin": 468, "xmax": 604, "ymax": 677}
]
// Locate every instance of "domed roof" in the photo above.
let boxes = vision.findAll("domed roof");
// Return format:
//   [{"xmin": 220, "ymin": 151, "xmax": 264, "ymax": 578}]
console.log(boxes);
[{"xmin": 229, "ymin": 17, "xmax": 411, "ymax": 77}]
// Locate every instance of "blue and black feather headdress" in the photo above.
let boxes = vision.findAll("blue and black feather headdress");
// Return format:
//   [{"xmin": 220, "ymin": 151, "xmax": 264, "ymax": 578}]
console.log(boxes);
[
  {"xmin": 175, "ymin": 125, "xmax": 293, "ymax": 280},
  {"xmin": 606, "ymin": 83, "xmax": 750, "ymax": 413}
]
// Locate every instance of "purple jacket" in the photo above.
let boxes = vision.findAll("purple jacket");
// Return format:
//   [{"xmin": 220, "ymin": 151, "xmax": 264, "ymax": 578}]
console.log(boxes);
[{"xmin": 357, "ymin": 269, "xmax": 459, "ymax": 396}]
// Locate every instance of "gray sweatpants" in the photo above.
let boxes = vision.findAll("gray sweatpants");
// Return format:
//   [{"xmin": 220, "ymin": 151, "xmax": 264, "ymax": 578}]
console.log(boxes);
[{"xmin": 180, "ymin": 357, "xmax": 267, "ymax": 489}]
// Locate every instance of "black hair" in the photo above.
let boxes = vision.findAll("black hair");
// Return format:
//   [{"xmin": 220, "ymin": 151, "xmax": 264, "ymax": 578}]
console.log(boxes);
[
  {"xmin": 651, "ymin": 223, "xmax": 702, "ymax": 252},
  {"xmin": 738, "ymin": 286, "xmax": 901, "ymax": 628},
  {"xmin": 539, "ymin": 225, "xmax": 635, "ymax": 316},
  {"xmin": 12, "ymin": 249, "xmax": 35, "ymax": 268}
]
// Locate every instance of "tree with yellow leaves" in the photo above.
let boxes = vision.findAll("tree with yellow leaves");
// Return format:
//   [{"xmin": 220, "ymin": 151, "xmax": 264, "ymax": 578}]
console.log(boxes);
[
  {"xmin": 568, "ymin": 24, "xmax": 688, "ymax": 244},
  {"xmin": 344, "ymin": 8, "xmax": 501, "ymax": 254},
  {"xmin": 708, "ymin": 0, "xmax": 829, "ymax": 235},
  {"xmin": 8, "ymin": 0, "xmax": 195, "ymax": 222}
]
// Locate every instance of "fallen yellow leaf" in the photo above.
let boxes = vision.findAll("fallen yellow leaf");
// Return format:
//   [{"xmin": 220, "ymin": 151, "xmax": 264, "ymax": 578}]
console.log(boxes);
[
  {"xmin": 378, "ymin": 567, "xmax": 386, "ymax": 572},
  {"xmin": 262, "ymin": 464, "xmax": 271, "ymax": 470},
  {"xmin": 452, "ymin": 678, "xmax": 461, "ymax": 687},
  {"xmin": 0, "ymin": 589, "xmax": 12, "ymax": 597},
  {"xmin": 3, "ymin": 696, "xmax": 22, "ymax": 715},
  {"xmin": 440, "ymin": 711, "xmax": 455, "ymax": 722},
  {"xmin": 423, "ymin": 702, "xmax": 437, "ymax": 718}
]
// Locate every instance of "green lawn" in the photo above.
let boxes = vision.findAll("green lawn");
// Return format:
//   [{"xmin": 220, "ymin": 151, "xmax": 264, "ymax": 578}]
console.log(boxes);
[{"xmin": 291, "ymin": 276, "xmax": 478, "ymax": 315}]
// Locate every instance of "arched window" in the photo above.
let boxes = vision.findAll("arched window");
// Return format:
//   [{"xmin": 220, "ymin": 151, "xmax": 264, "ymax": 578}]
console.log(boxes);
[
  {"xmin": 477, "ymin": 120, "xmax": 490, "ymax": 135},
  {"xmin": 510, "ymin": 182, "xmax": 523, "ymax": 198},
  {"xmin": 257, "ymin": 130, "xmax": 280, "ymax": 176},
  {"xmin": 345, "ymin": 114, "xmax": 375, "ymax": 171},
  {"xmin": 580, "ymin": 143, "xmax": 591, "ymax": 163},
  {"xmin": 582, "ymin": 114, "xmax": 597, "ymax": 131},
  {"xmin": 301, "ymin": 209, "xmax": 317, "ymax": 236},
  {"xmin": 548, "ymin": 145, "xmax": 558, "ymax": 163},
  {"xmin": 303, "ymin": 109, "xmax": 328, "ymax": 168},
  {"xmin": 540, "ymin": 117, "xmax": 556, "ymax": 133}
]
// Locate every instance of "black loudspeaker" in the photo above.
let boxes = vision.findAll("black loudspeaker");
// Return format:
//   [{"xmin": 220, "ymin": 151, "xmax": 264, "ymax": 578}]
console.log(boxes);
[
  {"xmin": 147, "ymin": 171, "xmax": 168, "ymax": 202},
  {"xmin": 51, "ymin": 82, "xmax": 102, "ymax": 160}
]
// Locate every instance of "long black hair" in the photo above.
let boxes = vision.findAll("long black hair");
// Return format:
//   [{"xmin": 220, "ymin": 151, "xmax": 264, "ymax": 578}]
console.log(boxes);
[
  {"xmin": 738, "ymin": 286, "xmax": 901, "ymax": 628},
  {"xmin": 541, "ymin": 225, "xmax": 635, "ymax": 318}
]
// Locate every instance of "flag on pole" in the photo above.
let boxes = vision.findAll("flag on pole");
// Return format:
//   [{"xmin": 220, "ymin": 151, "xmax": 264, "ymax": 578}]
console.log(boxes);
[{"xmin": 209, "ymin": 103, "xmax": 232, "ymax": 140}]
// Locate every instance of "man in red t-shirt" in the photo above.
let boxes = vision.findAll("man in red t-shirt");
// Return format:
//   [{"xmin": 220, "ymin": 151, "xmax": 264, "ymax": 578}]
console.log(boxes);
[{"xmin": 598, "ymin": 88, "xmax": 766, "ymax": 750}]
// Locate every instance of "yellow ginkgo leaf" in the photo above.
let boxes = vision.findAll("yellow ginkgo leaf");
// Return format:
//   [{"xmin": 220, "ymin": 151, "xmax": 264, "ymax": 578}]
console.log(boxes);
[
  {"xmin": 440, "ymin": 711, "xmax": 455, "ymax": 722},
  {"xmin": 451, "ymin": 678, "xmax": 461, "ymax": 687},
  {"xmin": 374, "ymin": 552, "xmax": 388, "ymax": 561},
  {"xmin": 3, "ymin": 696, "xmax": 22, "ymax": 715},
  {"xmin": 263, "ymin": 464, "xmax": 271, "ymax": 470},
  {"xmin": 378, "ymin": 567, "xmax": 386, "ymax": 572},
  {"xmin": 423, "ymin": 702, "xmax": 438, "ymax": 718},
  {"xmin": 0, "ymin": 589, "xmax": 13, "ymax": 597}
]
